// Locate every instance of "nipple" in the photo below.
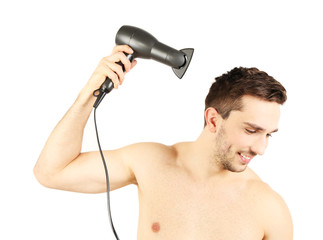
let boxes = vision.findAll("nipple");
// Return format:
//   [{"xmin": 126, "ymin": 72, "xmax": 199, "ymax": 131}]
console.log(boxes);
[{"xmin": 151, "ymin": 222, "xmax": 160, "ymax": 233}]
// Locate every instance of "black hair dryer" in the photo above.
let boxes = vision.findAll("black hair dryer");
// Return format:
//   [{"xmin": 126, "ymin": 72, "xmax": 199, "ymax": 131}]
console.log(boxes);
[{"xmin": 93, "ymin": 25, "xmax": 194, "ymax": 108}]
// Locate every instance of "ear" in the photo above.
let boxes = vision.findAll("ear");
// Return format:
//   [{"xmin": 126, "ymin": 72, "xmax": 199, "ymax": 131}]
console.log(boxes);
[{"xmin": 205, "ymin": 107, "xmax": 221, "ymax": 133}]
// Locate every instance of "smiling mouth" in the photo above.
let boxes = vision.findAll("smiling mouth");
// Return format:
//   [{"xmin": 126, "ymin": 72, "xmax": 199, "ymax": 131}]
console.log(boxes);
[{"xmin": 238, "ymin": 152, "xmax": 254, "ymax": 164}]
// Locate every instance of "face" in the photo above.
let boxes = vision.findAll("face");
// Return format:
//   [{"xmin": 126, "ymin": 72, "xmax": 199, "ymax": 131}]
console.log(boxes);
[{"xmin": 211, "ymin": 95, "xmax": 281, "ymax": 172}]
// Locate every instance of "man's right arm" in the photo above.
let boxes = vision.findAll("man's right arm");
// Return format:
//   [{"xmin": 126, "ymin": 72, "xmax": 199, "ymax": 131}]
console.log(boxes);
[{"xmin": 33, "ymin": 45, "xmax": 138, "ymax": 193}]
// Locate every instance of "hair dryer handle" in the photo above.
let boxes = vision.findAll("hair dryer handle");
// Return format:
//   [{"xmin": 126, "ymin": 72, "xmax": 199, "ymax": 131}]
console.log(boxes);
[
  {"xmin": 93, "ymin": 53, "xmax": 134, "ymax": 108},
  {"xmin": 102, "ymin": 54, "xmax": 134, "ymax": 93}
]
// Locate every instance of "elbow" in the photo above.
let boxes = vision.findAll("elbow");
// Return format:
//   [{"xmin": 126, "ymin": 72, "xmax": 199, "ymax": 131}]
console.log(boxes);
[{"xmin": 33, "ymin": 163, "xmax": 57, "ymax": 189}]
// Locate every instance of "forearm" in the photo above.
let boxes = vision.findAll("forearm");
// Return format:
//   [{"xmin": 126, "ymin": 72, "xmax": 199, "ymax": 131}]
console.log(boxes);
[{"xmin": 34, "ymin": 85, "xmax": 95, "ymax": 183}]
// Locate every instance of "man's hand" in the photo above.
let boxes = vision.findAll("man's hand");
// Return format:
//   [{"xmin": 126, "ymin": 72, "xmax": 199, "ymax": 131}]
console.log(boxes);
[{"xmin": 87, "ymin": 45, "xmax": 137, "ymax": 91}]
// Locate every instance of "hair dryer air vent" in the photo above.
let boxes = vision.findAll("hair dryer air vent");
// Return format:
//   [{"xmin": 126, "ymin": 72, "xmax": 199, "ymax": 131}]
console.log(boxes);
[{"xmin": 172, "ymin": 48, "xmax": 194, "ymax": 79}]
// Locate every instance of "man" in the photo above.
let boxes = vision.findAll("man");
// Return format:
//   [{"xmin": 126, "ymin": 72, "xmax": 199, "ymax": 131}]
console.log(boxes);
[{"xmin": 34, "ymin": 45, "xmax": 293, "ymax": 239}]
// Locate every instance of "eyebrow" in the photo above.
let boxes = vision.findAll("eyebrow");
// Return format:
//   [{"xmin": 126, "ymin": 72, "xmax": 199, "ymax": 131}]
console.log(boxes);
[{"xmin": 243, "ymin": 122, "xmax": 279, "ymax": 133}]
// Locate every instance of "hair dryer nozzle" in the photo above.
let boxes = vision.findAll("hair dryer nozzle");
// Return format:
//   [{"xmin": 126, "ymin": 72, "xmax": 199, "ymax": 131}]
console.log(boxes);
[{"xmin": 172, "ymin": 48, "xmax": 194, "ymax": 79}]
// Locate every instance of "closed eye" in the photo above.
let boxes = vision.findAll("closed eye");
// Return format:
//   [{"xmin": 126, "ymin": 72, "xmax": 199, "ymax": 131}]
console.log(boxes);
[
  {"xmin": 244, "ymin": 122, "xmax": 278, "ymax": 138},
  {"xmin": 245, "ymin": 129, "xmax": 256, "ymax": 134}
]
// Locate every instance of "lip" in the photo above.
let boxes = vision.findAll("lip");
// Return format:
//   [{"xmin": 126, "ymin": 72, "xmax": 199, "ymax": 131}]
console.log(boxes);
[{"xmin": 238, "ymin": 152, "xmax": 253, "ymax": 164}]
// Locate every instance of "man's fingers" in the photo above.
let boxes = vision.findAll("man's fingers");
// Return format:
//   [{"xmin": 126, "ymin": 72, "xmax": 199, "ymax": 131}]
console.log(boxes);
[
  {"xmin": 130, "ymin": 59, "xmax": 137, "ymax": 70},
  {"xmin": 92, "ymin": 45, "xmax": 136, "ymax": 90},
  {"xmin": 109, "ymin": 52, "xmax": 132, "ymax": 72},
  {"xmin": 102, "ymin": 66, "xmax": 121, "ymax": 89},
  {"xmin": 111, "ymin": 45, "xmax": 134, "ymax": 55}
]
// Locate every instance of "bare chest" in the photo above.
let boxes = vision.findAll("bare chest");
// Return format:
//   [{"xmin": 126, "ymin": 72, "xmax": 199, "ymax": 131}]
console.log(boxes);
[{"xmin": 137, "ymin": 169, "xmax": 264, "ymax": 240}]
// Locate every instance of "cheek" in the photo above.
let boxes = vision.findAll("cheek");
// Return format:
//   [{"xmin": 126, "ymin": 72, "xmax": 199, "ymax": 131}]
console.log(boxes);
[{"xmin": 229, "ymin": 131, "xmax": 252, "ymax": 150}]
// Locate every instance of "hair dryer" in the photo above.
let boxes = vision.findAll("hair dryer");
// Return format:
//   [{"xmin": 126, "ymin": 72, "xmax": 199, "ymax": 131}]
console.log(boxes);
[{"xmin": 93, "ymin": 25, "xmax": 194, "ymax": 108}]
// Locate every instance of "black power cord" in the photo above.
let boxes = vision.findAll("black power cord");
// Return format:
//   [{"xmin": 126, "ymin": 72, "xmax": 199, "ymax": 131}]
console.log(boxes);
[
  {"xmin": 93, "ymin": 107, "xmax": 120, "ymax": 240},
  {"xmin": 92, "ymin": 53, "xmax": 133, "ymax": 240}
]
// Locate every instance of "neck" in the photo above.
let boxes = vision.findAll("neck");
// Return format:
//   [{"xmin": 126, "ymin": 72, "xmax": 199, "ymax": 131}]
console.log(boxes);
[{"xmin": 176, "ymin": 128, "xmax": 231, "ymax": 181}]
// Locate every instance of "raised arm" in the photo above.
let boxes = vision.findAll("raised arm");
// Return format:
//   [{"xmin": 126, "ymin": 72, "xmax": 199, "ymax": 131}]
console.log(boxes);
[{"xmin": 33, "ymin": 45, "xmax": 138, "ymax": 193}]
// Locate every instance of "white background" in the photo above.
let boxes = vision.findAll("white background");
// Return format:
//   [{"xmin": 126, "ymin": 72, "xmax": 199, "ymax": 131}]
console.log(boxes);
[{"xmin": 1, "ymin": 0, "xmax": 322, "ymax": 239}]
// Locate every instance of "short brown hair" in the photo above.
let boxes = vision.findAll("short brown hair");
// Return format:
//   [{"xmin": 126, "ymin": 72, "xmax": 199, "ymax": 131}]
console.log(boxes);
[{"xmin": 204, "ymin": 67, "xmax": 287, "ymax": 124}]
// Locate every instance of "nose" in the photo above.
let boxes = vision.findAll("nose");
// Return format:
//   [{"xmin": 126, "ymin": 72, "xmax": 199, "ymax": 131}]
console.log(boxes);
[{"xmin": 251, "ymin": 136, "xmax": 268, "ymax": 156}]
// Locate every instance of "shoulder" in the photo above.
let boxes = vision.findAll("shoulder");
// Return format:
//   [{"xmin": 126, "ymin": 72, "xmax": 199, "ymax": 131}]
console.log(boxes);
[
  {"xmin": 245, "ymin": 169, "xmax": 289, "ymax": 208},
  {"xmin": 245, "ymin": 169, "xmax": 291, "ymax": 218},
  {"xmin": 119, "ymin": 142, "xmax": 177, "ymax": 170},
  {"xmin": 120, "ymin": 142, "xmax": 176, "ymax": 160},
  {"xmin": 262, "ymin": 185, "xmax": 293, "ymax": 239},
  {"xmin": 119, "ymin": 142, "xmax": 179, "ymax": 189},
  {"xmin": 244, "ymin": 170, "xmax": 293, "ymax": 239}
]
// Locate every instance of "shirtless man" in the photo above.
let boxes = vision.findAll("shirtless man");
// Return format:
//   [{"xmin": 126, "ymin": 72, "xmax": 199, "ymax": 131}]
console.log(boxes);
[{"xmin": 34, "ymin": 45, "xmax": 293, "ymax": 240}]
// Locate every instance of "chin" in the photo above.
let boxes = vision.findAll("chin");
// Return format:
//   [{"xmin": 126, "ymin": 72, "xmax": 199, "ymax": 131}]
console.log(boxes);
[
  {"xmin": 224, "ymin": 162, "xmax": 248, "ymax": 173},
  {"xmin": 234, "ymin": 165, "xmax": 248, "ymax": 173}
]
